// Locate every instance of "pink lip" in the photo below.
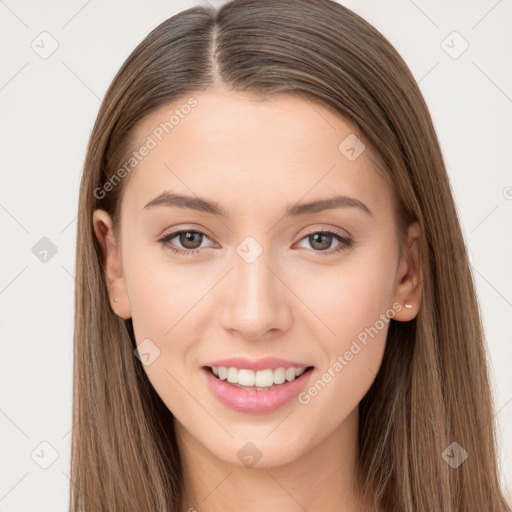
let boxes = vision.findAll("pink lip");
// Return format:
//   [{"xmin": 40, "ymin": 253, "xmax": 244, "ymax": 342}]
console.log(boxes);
[
  {"xmin": 201, "ymin": 356, "xmax": 310, "ymax": 371},
  {"xmin": 200, "ymin": 366, "xmax": 314, "ymax": 414}
]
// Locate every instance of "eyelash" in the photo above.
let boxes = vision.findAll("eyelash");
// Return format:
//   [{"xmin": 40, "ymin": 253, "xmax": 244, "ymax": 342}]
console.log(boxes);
[{"xmin": 157, "ymin": 228, "xmax": 353, "ymax": 256}]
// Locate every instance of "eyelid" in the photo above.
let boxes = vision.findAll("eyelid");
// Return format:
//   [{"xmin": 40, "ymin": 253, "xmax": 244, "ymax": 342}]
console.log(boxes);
[
  {"xmin": 297, "ymin": 225, "xmax": 351, "ymax": 239},
  {"xmin": 157, "ymin": 224, "xmax": 215, "ymax": 242}
]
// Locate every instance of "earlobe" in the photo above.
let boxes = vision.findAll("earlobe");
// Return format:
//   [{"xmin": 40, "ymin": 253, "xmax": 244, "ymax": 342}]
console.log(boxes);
[
  {"xmin": 92, "ymin": 209, "xmax": 132, "ymax": 319},
  {"xmin": 392, "ymin": 221, "xmax": 422, "ymax": 322}
]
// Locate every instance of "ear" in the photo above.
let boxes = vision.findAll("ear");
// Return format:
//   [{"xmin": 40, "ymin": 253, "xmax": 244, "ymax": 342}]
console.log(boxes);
[
  {"xmin": 92, "ymin": 209, "xmax": 132, "ymax": 319},
  {"xmin": 392, "ymin": 220, "xmax": 422, "ymax": 322}
]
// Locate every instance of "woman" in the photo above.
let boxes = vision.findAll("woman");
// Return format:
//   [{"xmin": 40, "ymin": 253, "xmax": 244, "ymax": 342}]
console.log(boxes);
[{"xmin": 70, "ymin": 0, "xmax": 511, "ymax": 510}]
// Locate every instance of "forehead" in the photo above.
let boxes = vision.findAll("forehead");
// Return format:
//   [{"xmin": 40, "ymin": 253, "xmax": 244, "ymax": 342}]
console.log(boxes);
[{"xmin": 122, "ymin": 88, "xmax": 393, "ymax": 220}]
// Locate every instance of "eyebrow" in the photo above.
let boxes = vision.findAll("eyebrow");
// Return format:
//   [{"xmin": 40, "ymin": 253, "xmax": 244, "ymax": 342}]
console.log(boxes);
[{"xmin": 143, "ymin": 192, "xmax": 373, "ymax": 218}]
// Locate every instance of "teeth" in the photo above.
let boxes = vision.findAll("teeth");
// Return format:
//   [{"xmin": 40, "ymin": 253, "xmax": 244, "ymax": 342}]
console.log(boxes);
[
  {"xmin": 255, "ymin": 369, "xmax": 273, "ymax": 387},
  {"xmin": 210, "ymin": 366, "xmax": 309, "ymax": 387},
  {"xmin": 285, "ymin": 367, "xmax": 296, "ymax": 381}
]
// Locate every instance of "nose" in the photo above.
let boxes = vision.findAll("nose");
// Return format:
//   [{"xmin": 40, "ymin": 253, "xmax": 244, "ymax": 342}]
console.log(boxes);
[{"xmin": 219, "ymin": 249, "xmax": 292, "ymax": 341}]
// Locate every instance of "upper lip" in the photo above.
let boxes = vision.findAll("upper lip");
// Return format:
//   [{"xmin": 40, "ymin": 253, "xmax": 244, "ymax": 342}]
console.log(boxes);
[{"xmin": 202, "ymin": 357, "xmax": 312, "ymax": 371}]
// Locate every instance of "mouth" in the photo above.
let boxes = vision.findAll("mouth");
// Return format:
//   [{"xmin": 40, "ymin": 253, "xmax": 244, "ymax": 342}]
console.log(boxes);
[
  {"xmin": 200, "ymin": 363, "xmax": 315, "ymax": 414},
  {"xmin": 204, "ymin": 365, "xmax": 315, "ymax": 391}
]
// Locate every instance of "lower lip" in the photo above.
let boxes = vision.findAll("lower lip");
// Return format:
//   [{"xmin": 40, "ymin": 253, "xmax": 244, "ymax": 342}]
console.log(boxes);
[{"xmin": 201, "ymin": 367, "xmax": 314, "ymax": 414}]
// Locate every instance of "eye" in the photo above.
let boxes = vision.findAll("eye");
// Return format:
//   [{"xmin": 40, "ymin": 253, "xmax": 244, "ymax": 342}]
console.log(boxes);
[
  {"xmin": 158, "ymin": 229, "xmax": 214, "ymax": 256},
  {"xmin": 295, "ymin": 229, "xmax": 353, "ymax": 255},
  {"xmin": 158, "ymin": 228, "xmax": 353, "ymax": 256}
]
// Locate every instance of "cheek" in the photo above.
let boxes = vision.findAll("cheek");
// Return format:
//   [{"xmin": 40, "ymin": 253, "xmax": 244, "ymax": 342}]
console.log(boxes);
[
  {"xmin": 122, "ymin": 247, "xmax": 200, "ymax": 416},
  {"xmin": 123, "ymin": 242, "xmax": 199, "ymax": 343},
  {"xmin": 292, "ymin": 244, "xmax": 396, "ymax": 415},
  {"xmin": 295, "ymin": 329, "xmax": 387, "ymax": 452},
  {"xmin": 124, "ymin": 263, "xmax": 169, "ymax": 342},
  {"xmin": 296, "ymin": 245, "xmax": 397, "ymax": 347},
  {"xmin": 122, "ymin": 244, "xmax": 217, "ymax": 408}
]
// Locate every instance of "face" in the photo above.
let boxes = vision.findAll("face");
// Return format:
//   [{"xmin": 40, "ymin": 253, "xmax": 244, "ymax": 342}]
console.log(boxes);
[{"xmin": 93, "ymin": 86, "xmax": 421, "ymax": 469}]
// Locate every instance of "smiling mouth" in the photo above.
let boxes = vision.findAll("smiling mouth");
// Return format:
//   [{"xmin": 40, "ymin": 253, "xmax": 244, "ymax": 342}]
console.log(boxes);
[{"xmin": 204, "ymin": 365, "xmax": 315, "ymax": 391}]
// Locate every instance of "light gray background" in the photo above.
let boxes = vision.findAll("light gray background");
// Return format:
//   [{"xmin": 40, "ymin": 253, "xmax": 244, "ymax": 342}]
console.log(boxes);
[{"xmin": 1, "ymin": 1, "xmax": 511, "ymax": 510}]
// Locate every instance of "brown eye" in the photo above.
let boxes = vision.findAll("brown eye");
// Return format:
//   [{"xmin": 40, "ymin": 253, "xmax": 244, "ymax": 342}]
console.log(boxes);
[
  {"xmin": 309, "ymin": 233, "xmax": 333, "ymax": 251},
  {"xmin": 158, "ymin": 228, "xmax": 352, "ymax": 257},
  {"xmin": 296, "ymin": 230, "xmax": 353, "ymax": 255},
  {"xmin": 176, "ymin": 231, "xmax": 203, "ymax": 250},
  {"xmin": 158, "ymin": 229, "xmax": 213, "ymax": 255}
]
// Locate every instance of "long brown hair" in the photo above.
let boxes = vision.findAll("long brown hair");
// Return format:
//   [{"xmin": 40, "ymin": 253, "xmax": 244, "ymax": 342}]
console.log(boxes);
[{"xmin": 70, "ymin": 1, "xmax": 511, "ymax": 510}]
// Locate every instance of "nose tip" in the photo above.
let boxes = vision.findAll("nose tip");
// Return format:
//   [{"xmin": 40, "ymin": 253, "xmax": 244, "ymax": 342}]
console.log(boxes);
[{"xmin": 219, "ymin": 257, "xmax": 292, "ymax": 340}]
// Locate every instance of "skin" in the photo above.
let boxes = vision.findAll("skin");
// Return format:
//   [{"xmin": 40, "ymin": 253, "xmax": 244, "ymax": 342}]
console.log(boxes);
[{"xmin": 93, "ymin": 86, "xmax": 422, "ymax": 512}]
